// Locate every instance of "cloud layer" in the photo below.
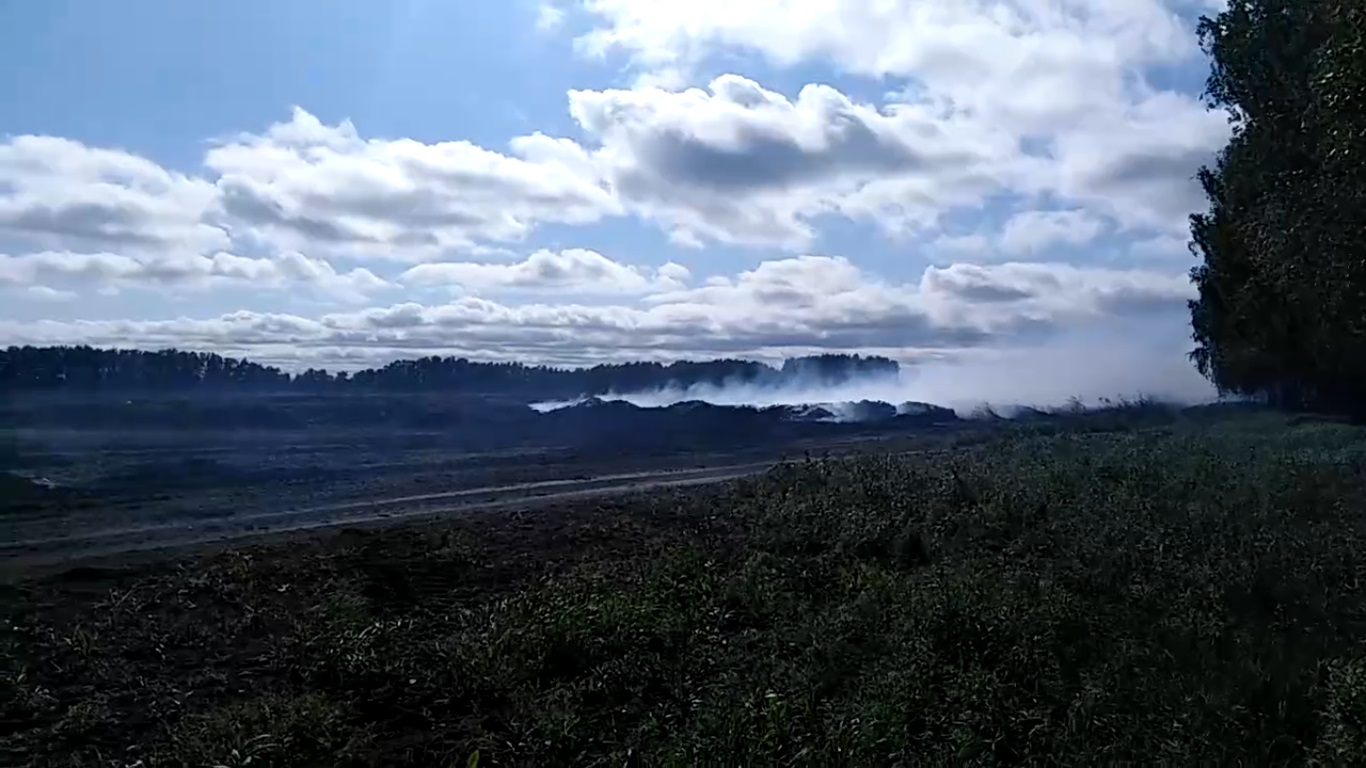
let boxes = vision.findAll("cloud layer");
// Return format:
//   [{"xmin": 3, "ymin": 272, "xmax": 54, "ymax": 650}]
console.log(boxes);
[
  {"xmin": 0, "ymin": 0, "xmax": 1228, "ymax": 390},
  {"xmin": 2, "ymin": 256, "xmax": 1193, "ymax": 367},
  {"xmin": 401, "ymin": 249, "xmax": 689, "ymax": 295}
]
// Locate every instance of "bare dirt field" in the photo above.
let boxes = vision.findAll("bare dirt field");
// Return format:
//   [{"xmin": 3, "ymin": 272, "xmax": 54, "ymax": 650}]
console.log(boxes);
[{"xmin": 1, "ymin": 405, "xmax": 957, "ymax": 578}]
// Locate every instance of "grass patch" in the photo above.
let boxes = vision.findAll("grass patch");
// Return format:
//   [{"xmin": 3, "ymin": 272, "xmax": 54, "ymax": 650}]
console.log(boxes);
[{"xmin": 7, "ymin": 417, "xmax": 1366, "ymax": 765}]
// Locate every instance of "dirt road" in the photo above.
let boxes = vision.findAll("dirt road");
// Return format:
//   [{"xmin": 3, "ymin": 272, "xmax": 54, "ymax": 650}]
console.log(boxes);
[{"xmin": 0, "ymin": 461, "xmax": 773, "ymax": 576}]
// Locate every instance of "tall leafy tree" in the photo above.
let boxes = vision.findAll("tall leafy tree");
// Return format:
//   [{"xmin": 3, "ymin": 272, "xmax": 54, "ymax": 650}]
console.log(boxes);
[{"xmin": 1189, "ymin": 0, "xmax": 1365, "ymax": 415}]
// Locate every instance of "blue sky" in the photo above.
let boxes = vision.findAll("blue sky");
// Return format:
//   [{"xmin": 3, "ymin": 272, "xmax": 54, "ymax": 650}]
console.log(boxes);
[{"xmin": 0, "ymin": 0, "xmax": 1231, "ymax": 402}]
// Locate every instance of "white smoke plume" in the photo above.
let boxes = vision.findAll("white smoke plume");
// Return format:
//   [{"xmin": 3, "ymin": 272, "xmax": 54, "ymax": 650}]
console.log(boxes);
[{"xmin": 532, "ymin": 334, "xmax": 1219, "ymax": 418}]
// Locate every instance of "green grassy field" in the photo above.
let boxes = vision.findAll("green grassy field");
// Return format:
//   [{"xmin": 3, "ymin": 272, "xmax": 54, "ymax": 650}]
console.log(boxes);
[{"xmin": 7, "ymin": 413, "xmax": 1366, "ymax": 766}]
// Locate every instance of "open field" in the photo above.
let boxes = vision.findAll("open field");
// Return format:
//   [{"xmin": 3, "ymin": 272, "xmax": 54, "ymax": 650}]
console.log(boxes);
[
  {"xmin": 0, "ymin": 461, "xmax": 767, "ymax": 573},
  {"xmin": 0, "ymin": 389, "xmax": 1040, "ymax": 575},
  {"xmin": 7, "ymin": 410, "xmax": 1366, "ymax": 766},
  {"xmin": 0, "ymin": 391, "xmax": 957, "ymax": 537},
  {"xmin": 0, "ymin": 416, "xmax": 967, "ymax": 576}
]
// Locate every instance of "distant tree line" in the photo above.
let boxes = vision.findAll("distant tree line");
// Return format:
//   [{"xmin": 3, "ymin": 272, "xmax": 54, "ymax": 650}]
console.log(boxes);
[
  {"xmin": 1188, "ymin": 0, "xmax": 1365, "ymax": 417},
  {"xmin": 0, "ymin": 345, "xmax": 898, "ymax": 399}
]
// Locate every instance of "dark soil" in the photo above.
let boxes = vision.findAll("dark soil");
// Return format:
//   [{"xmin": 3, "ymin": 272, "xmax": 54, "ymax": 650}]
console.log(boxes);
[{"xmin": 7, "ymin": 412, "xmax": 1366, "ymax": 766}]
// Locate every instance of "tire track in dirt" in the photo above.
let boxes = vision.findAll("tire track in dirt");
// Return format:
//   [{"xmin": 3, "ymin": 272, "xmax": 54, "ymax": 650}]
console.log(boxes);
[{"xmin": 0, "ymin": 462, "xmax": 771, "ymax": 573}]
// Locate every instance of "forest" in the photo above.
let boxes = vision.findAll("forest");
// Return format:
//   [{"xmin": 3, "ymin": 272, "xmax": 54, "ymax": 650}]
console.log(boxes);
[{"xmin": 0, "ymin": 345, "xmax": 898, "ymax": 400}]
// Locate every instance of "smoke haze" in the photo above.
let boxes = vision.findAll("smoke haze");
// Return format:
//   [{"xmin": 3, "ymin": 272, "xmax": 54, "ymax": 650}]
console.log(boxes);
[{"xmin": 533, "ymin": 337, "xmax": 1219, "ymax": 417}]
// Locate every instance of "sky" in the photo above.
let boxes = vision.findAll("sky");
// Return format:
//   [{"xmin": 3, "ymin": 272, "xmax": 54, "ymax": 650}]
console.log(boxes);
[{"xmin": 0, "ymin": 0, "xmax": 1231, "ymax": 398}]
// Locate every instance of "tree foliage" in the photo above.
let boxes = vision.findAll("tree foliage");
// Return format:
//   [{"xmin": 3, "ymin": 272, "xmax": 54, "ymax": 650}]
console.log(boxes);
[
  {"xmin": 0, "ymin": 345, "xmax": 899, "ymax": 399},
  {"xmin": 1189, "ymin": 0, "xmax": 1366, "ymax": 415}
]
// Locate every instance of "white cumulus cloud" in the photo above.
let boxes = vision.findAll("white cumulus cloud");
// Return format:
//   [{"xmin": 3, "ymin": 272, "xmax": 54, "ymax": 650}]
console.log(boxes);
[
  {"xmin": 570, "ymin": 0, "xmax": 1230, "ymax": 240},
  {"xmin": 401, "ymin": 248, "xmax": 689, "ymax": 294},
  {"xmin": 0, "ymin": 135, "xmax": 227, "ymax": 254},
  {"xmin": 567, "ymin": 75, "xmax": 1013, "ymax": 247},
  {"xmin": 0, "ymin": 250, "xmax": 391, "ymax": 301},
  {"xmin": 0, "ymin": 257, "xmax": 1192, "ymax": 367},
  {"xmin": 0, "ymin": 0, "xmax": 1232, "ymax": 384},
  {"xmin": 207, "ymin": 107, "xmax": 621, "ymax": 259}
]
